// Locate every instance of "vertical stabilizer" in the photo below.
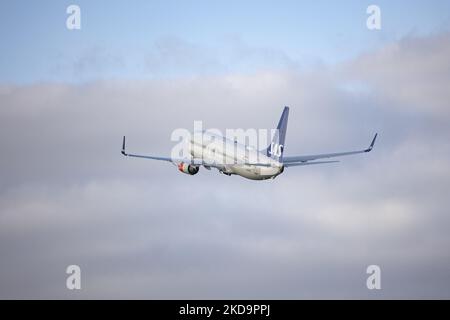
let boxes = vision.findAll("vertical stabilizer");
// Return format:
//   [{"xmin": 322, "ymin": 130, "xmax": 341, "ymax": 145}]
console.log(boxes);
[{"xmin": 266, "ymin": 106, "xmax": 289, "ymax": 161}]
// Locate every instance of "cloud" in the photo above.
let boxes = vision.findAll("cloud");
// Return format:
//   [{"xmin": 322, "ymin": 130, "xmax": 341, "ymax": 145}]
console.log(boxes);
[
  {"xmin": 49, "ymin": 47, "xmax": 126, "ymax": 82},
  {"xmin": 144, "ymin": 35, "xmax": 299, "ymax": 77},
  {"xmin": 72, "ymin": 47, "xmax": 125, "ymax": 78},
  {"xmin": 342, "ymin": 32, "xmax": 450, "ymax": 116},
  {"xmin": 145, "ymin": 36, "xmax": 223, "ymax": 75},
  {"xmin": 1, "ymin": 32, "xmax": 450, "ymax": 298}
]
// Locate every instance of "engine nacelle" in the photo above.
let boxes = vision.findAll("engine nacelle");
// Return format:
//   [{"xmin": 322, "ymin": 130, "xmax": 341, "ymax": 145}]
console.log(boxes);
[{"xmin": 177, "ymin": 162, "xmax": 199, "ymax": 175}]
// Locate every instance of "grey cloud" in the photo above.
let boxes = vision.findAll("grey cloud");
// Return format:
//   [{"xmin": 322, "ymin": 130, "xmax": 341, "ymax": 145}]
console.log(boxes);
[
  {"xmin": 1, "ymin": 33, "xmax": 450, "ymax": 298},
  {"xmin": 144, "ymin": 36, "xmax": 300, "ymax": 76},
  {"xmin": 73, "ymin": 46, "xmax": 125, "ymax": 77},
  {"xmin": 145, "ymin": 36, "xmax": 223, "ymax": 75},
  {"xmin": 49, "ymin": 47, "xmax": 126, "ymax": 81},
  {"xmin": 342, "ymin": 32, "xmax": 450, "ymax": 116}
]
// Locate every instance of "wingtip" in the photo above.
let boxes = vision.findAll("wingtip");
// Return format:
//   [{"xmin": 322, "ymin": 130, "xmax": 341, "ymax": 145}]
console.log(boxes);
[
  {"xmin": 121, "ymin": 136, "xmax": 127, "ymax": 156},
  {"xmin": 366, "ymin": 133, "xmax": 378, "ymax": 152}
]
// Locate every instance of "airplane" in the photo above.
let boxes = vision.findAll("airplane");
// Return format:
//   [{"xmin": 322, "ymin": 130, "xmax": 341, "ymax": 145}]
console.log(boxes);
[{"xmin": 121, "ymin": 106, "xmax": 377, "ymax": 180}]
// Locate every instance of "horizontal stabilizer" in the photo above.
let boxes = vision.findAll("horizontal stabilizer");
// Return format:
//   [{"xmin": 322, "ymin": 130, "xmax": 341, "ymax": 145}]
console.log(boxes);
[{"xmin": 284, "ymin": 160, "xmax": 339, "ymax": 167}]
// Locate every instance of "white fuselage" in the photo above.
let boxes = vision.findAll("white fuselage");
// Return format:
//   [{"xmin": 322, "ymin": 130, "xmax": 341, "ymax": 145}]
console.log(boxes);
[{"xmin": 189, "ymin": 132, "xmax": 284, "ymax": 180}]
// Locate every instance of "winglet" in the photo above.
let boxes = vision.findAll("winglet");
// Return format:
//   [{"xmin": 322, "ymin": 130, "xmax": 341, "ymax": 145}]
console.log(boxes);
[
  {"xmin": 365, "ymin": 133, "xmax": 378, "ymax": 152},
  {"xmin": 121, "ymin": 136, "xmax": 127, "ymax": 156}
]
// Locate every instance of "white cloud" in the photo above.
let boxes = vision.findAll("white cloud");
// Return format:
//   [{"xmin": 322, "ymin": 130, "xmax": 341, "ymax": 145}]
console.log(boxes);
[{"xmin": 1, "ymin": 32, "xmax": 450, "ymax": 298}]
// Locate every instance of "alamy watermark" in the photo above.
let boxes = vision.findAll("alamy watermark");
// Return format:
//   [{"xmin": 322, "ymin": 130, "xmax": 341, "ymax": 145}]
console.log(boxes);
[
  {"xmin": 366, "ymin": 5, "xmax": 381, "ymax": 30},
  {"xmin": 66, "ymin": 265, "xmax": 81, "ymax": 290},
  {"xmin": 66, "ymin": 5, "xmax": 81, "ymax": 30},
  {"xmin": 366, "ymin": 265, "xmax": 381, "ymax": 290},
  {"xmin": 170, "ymin": 121, "xmax": 281, "ymax": 165}
]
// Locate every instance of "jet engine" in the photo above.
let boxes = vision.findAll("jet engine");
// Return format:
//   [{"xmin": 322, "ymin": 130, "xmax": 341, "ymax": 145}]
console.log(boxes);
[{"xmin": 177, "ymin": 163, "xmax": 200, "ymax": 175}]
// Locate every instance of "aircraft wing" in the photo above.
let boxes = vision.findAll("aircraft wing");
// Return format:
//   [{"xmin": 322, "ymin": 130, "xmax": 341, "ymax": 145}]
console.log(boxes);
[
  {"xmin": 121, "ymin": 136, "xmax": 209, "ymax": 165},
  {"xmin": 282, "ymin": 133, "xmax": 377, "ymax": 164},
  {"xmin": 121, "ymin": 136, "xmax": 272, "ymax": 168}
]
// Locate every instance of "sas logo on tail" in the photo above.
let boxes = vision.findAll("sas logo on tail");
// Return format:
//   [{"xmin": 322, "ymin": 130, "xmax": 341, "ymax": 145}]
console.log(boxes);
[{"xmin": 269, "ymin": 143, "xmax": 283, "ymax": 157}]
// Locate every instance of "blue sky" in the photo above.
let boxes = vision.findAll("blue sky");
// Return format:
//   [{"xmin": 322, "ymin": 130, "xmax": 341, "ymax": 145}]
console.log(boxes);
[{"xmin": 1, "ymin": 0, "xmax": 450, "ymax": 83}]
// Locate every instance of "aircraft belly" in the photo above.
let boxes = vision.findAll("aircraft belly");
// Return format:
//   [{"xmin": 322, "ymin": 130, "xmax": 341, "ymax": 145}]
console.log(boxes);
[{"xmin": 232, "ymin": 165, "xmax": 279, "ymax": 180}]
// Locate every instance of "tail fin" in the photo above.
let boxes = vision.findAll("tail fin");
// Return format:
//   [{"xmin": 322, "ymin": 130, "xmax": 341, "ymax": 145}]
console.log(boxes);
[{"xmin": 266, "ymin": 106, "xmax": 289, "ymax": 161}]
